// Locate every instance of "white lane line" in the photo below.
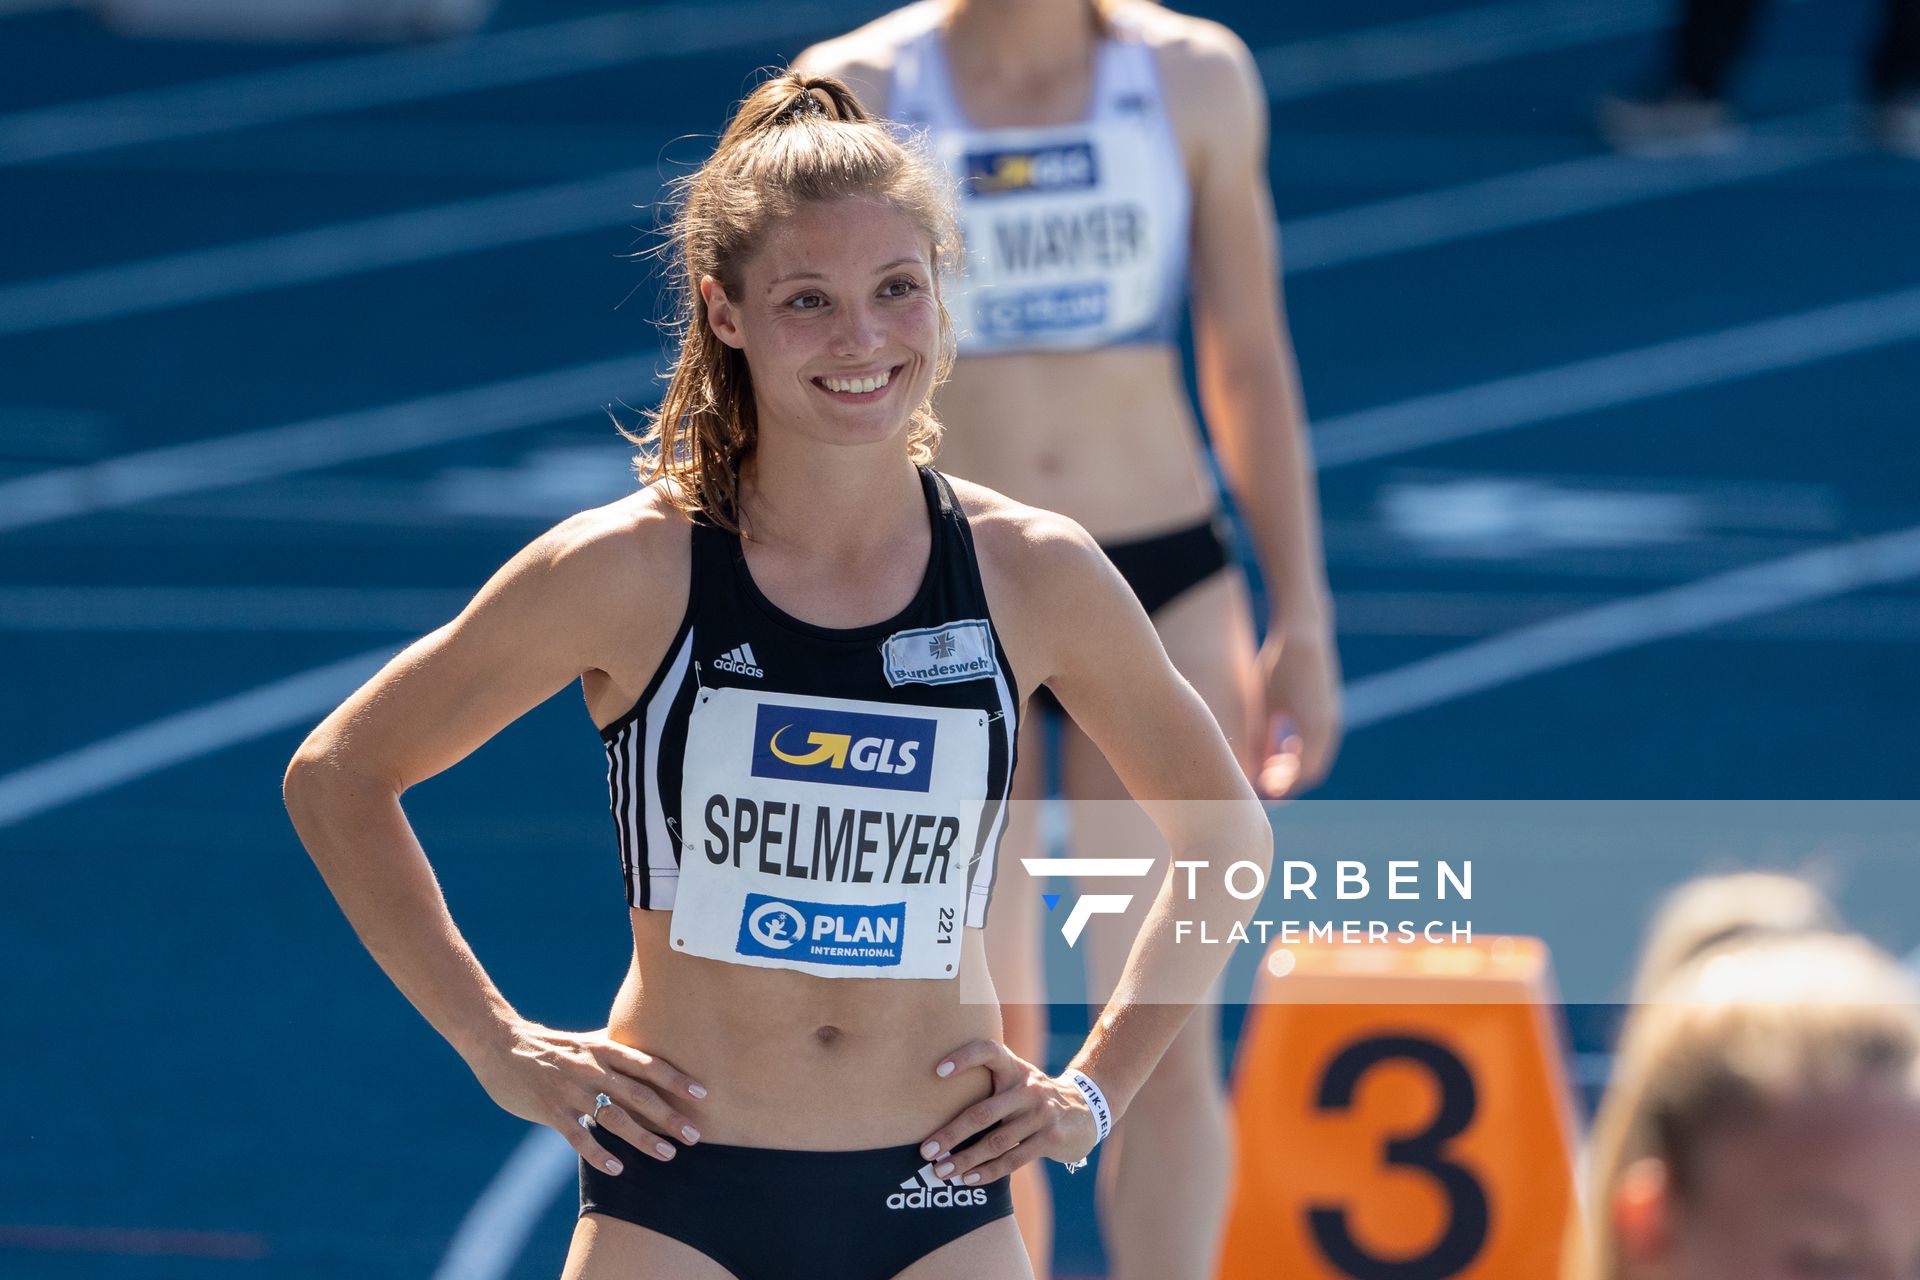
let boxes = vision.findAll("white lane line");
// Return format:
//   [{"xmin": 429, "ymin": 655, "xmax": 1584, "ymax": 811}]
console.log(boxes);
[
  {"xmin": 0, "ymin": 168, "xmax": 660, "ymax": 337},
  {"xmin": 0, "ymin": 1, "xmax": 850, "ymax": 167},
  {"xmin": 3, "ymin": 113, "xmax": 1849, "ymax": 341},
  {"xmin": 1343, "ymin": 521, "xmax": 1920, "ymax": 729},
  {"xmin": 0, "ymin": 351, "xmax": 659, "ymax": 534},
  {"xmin": 6, "ymin": 270, "xmax": 1918, "ymax": 542},
  {"xmin": 0, "ymin": 585, "xmax": 471, "ymax": 630},
  {"xmin": 0, "ymin": 645, "xmax": 393, "ymax": 828},
  {"xmin": 1281, "ymin": 107, "xmax": 1860, "ymax": 273},
  {"xmin": 5, "ymin": 276, "xmax": 1916, "ymax": 542},
  {"xmin": 19, "ymin": 583, "xmax": 1919, "ymax": 641},
  {"xmin": 0, "ymin": 0, "xmax": 1658, "ymax": 172},
  {"xmin": 1311, "ymin": 282, "xmax": 1920, "ymax": 470},
  {"xmin": 1333, "ymin": 589, "xmax": 1920, "ymax": 642},
  {"xmin": 0, "ymin": 0, "xmax": 1770, "ymax": 338},
  {"xmin": 48, "ymin": 117, "xmax": 672, "ymax": 182},
  {"xmin": 1258, "ymin": 0, "xmax": 1666, "ymax": 101},
  {"xmin": 431, "ymin": 1127, "xmax": 576, "ymax": 1280}
]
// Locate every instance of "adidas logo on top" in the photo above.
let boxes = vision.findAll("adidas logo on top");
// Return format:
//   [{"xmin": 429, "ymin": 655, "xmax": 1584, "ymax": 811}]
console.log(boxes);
[
  {"xmin": 712, "ymin": 643, "xmax": 764, "ymax": 678},
  {"xmin": 885, "ymin": 1162, "xmax": 990, "ymax": 1210}
]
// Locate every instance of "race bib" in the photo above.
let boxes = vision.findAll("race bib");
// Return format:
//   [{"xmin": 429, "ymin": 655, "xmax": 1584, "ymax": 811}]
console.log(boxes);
[
  {"xmin": 939, "ymin": 119, "xmax": 1166, "ymax": 350},
  {"xmin": 671, "ymin": 687, "xmax": 988, "ymax": 979}
]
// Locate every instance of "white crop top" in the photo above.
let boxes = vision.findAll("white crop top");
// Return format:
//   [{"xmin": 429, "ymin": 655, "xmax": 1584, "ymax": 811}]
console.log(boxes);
[{"xmin": 885, "ymin": 4, "xmax": 1193, "ymax": 354}]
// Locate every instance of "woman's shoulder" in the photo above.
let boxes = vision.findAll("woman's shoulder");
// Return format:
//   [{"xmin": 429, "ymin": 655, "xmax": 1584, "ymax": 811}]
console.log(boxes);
[
  {"xmin": 1120, "ymin": 3, "xmax": 1263, "ymax": 109},
  {"xmin": 1115, "ymin": 2, "xmax": 1251, "ymax": 61},
  {"xmin": 517, "ymin": 482, "xmax": 695, "ymax": 611},
  {"xmin": 1119, "ymin": 5, "xmax": 1265, "ymax": 179},
  {"xmin": 941, "ymin": 473, "xmax": 1106, "ymax": 591},
  {"xmin": 547, "ymin": 480, "xmax": 689, "ymax": 553}
]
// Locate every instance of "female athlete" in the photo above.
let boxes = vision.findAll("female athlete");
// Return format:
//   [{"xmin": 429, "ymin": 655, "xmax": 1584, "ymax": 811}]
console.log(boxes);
[{"xmin": 283, "ymin": 73, "xmax": 1271, "ymax": 1280}]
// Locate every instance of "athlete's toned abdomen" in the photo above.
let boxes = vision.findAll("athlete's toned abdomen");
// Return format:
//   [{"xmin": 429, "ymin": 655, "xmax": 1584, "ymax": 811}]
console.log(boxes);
[
  {"xmin": 611, "ymin": 911, "xmax": 1003, "ymax": 1148},
  {"xmin": 932, "ymin": 344, "xmax": 1216, "ymax": 542}
]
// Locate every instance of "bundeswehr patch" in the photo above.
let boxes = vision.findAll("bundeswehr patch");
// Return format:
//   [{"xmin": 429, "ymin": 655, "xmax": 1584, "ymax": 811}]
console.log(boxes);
[{"xmin": 881, "ymin": 620, "xmax": 999, "ymax": 688}]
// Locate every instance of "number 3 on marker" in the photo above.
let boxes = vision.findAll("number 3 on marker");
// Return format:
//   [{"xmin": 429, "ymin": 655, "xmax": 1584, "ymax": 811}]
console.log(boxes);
[{"xmin": 1306, "ymin": 1035, "xmax": 1491, "ymax": 1280}]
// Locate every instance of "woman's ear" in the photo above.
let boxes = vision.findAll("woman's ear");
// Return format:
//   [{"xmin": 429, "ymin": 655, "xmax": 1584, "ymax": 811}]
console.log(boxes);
[
  {"xmin": 1613, "ymin": 1157, "xmax": 1673, "ymax": 1271},
  {"xmin": 700, "ymin": 276, "xmax": 745, "ymax": 350}
]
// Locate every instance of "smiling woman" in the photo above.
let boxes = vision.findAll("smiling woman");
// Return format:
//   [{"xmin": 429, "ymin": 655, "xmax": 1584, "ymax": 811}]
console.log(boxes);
[
  {"xmin": 630, "ymin": 75, "xmax": 958, "ymax": 537},
  {"xmin": 283, "ymin": 69, "xmax": 1270, "ymax": 1280},
  {"xmin": 697, "ymin": 197, "xmax": 941, "ymax": 453}
]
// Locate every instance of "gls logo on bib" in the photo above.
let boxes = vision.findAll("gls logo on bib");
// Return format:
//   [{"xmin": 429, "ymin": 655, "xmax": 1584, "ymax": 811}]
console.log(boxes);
[
  {"xmin": 751, "ymin": 704, "xmax": 936, "ymax": 792},
  {"xmin": 965, "ymin": 141, "xmax": 1097, "ymax": 196}
]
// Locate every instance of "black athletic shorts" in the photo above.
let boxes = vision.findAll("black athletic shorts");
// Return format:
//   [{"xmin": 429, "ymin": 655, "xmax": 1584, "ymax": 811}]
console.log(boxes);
[{"xmin": 579, "ymin": 1131, "xmax": 1015, "ymax": 1278}]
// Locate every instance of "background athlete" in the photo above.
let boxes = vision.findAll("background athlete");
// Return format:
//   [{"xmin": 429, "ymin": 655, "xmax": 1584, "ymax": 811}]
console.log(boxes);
[
  {"xmin": 1577, "ymin": 931, "xmax": 1920, "ymax": 1280},
  {"xmin": 284, "ymin": 74, "xmax": 1272, "ymax": 1280},
  {"xmin": 796, "ymin": 1, "xmax": 1339, "ymax": 1272}
]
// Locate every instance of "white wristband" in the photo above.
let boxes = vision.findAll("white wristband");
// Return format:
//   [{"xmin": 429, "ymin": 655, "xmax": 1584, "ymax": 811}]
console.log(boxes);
[{"xmin": 1060, "ymin": 1069, "xmax": 1112, "ymax": 1172}]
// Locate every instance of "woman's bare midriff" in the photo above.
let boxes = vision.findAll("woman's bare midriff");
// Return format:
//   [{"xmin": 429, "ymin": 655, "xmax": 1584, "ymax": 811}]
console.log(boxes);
[
  {"xmin": 608, "ymin": 910, "xmax": 1005, "ymax": 1149},
  {"xmin": 933, "ymin": 344, "xmax": 1216, "ymax": 542}
]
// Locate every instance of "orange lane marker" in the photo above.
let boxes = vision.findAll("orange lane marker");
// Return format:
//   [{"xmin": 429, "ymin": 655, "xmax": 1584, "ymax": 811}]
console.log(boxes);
[{"xmin": 1219, "ymin": 935, "xmax": 1580, "ymax": 1280}]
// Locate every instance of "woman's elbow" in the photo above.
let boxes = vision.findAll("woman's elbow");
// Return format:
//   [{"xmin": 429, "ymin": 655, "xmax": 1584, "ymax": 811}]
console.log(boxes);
[
  {"xmin": 282, "ymin": 727, "xmax": 335, "ymax": 801},
  {"xmin": 282, "ymin": 737, "xmax": 390, "ymax": 830},
  {"xmin": 282, "ymin": 742, "xmax": 337, "ymax": 840}
]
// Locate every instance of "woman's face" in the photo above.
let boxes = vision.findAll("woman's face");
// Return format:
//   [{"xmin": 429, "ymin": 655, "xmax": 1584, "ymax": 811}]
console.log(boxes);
[
  {"xmin": 701, "ymin": 195, "xmax": 940, "ymax": 454},
  {"xmin": 1636, "ymin": 1091, "xmax": 1920, "ymax": 1280}
]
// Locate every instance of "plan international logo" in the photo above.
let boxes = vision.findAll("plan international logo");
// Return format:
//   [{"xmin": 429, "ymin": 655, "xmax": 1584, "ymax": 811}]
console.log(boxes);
[
  {"xmin": 750, "ymin": 703, "xmax": 937, "ymax": 792},
  {"xmin": 736, "ymin": 893, "xmax": 906, "ymax": 967}
]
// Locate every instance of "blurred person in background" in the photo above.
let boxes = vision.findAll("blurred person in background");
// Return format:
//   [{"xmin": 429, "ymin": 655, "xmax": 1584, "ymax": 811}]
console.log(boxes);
[
  {"xmin": 795, "ymin": 2, "xmax": 1338, "ymax": 1274},
  {"xmin": 1573, "ymin": 931, "xmax": 1920, "ymax": 1280},
  {"xmin": 1628, "ymin": 870, "xmax": 1842, "ymax": 1004},
  {"xmin": 1601, "ymin": 0, "xmax": 1920, "ymax": 155}
]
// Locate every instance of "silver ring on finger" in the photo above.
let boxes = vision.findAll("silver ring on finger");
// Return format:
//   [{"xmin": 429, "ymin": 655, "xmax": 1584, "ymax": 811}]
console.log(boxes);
[
  {"xmin": 576, "ymin": 1112, "xmax": 593, "ymax": 1131},
  {"xmin": 591, "ymin": 1092, "xmax": 614, "ymax": 1122}
]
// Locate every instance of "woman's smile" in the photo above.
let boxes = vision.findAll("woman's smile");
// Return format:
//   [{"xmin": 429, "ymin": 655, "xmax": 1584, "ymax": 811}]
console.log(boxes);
[{"xmin": 812, "ymin": 363, "xmax": 904, "ymax": 403}]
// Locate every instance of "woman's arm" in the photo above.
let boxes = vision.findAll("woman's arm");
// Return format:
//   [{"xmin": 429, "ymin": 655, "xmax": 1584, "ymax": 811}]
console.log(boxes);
[
  {"xmin": 283, "ymin": 499, "xmax": 705, "ymax": 1173},
  {"xmin": 1177, "ymin": 23, "xmax": 1344, "ymax": 796},
  {"xmin": 920, "ymin": 508, "xmax": 1273, "ymax": 1179},
  {"xmin": 1027, "ymin": 516, "xmax": 1275, "ymax": 1112}
]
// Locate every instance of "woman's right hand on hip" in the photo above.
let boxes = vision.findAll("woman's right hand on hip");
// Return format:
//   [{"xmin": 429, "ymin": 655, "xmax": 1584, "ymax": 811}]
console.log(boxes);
[{"xmin": 470, "ymin": 1019, "xmax": 708, "ymax": 1175}]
